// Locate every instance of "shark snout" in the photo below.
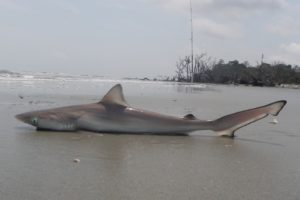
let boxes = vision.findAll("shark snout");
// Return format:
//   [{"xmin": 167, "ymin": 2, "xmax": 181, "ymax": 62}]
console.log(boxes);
[{"xmin": 15, "ymin": 113, "xmax": 34, "ymax": 125}]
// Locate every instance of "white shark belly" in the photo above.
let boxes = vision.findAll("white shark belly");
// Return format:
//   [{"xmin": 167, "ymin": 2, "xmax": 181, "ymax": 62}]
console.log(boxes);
[{"xmin": 77, "ymin": 114, "xmax": 198, "ymax": 133}]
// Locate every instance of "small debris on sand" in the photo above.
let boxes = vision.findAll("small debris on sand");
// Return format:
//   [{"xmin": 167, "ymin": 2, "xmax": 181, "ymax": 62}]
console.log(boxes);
[
  {"xmin": 269, "ymin": 118, "xmax": 279, "ymax": 124},
  {"xmin": 73, "ymin": 158, "xmax": 80, "ymax": 163}
]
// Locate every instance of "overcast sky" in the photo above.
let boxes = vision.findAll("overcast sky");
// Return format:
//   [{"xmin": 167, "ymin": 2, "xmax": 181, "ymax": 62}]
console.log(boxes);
[{"xmin": 0, "ymin": 0, "xmax": 299, "ymax": 78}]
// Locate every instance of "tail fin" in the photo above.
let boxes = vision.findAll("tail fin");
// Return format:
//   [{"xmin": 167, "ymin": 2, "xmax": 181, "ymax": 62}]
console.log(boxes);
[{"xmin": 210, "ymin": 100, "xmax": 287, "ymax": 137}]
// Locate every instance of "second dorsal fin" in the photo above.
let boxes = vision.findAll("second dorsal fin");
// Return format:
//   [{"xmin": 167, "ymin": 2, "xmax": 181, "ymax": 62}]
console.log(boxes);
[
  {"xmin": 183, "ymin": 114, "xmax": 197, "ymax": 120},
  {"xmin": 99, "ymin": 84, "xmax": 129, "ymax": 107}
]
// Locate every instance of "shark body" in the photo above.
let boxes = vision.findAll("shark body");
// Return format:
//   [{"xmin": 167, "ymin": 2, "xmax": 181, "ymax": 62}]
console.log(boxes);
[{"xmin": 16, "ymin": 84, "xmax": 287, "ymax": 137}]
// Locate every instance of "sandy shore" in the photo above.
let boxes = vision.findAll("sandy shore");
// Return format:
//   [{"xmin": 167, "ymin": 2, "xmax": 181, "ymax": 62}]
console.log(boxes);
[{"xmin": 0, "ymin": 80, "xmax": 299, "ymax": 200}]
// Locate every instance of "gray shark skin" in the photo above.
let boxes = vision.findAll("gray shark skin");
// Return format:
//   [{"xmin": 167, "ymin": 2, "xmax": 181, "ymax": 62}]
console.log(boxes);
[{"xmin": 16, "ymin": 84, "xmax": 287, "ymax": 137}]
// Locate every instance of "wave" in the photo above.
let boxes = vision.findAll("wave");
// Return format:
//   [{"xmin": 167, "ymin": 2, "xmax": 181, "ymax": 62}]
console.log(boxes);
[
  {"xmin": 0, "ymin": 71, "xmax": 106, "ymax": 82},
  {"xmin": 0, "ymin": 70, "xmax": 211, "ymax": 92}
]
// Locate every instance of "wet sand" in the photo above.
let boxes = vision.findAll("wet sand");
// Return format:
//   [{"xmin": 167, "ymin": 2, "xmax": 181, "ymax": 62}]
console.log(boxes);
[{"xmin": 0, "ymin": 80, "xmax": 299, "ymax": 200}]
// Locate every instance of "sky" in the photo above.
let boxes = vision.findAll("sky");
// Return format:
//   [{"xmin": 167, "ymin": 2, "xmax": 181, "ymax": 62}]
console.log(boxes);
[{"xmin": 0, "ymin": 0, "xmax": 300, "ymax": 78}]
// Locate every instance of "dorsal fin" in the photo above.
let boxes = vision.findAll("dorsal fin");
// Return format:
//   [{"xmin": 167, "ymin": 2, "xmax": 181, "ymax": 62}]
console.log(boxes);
[
  {"xmin": 183, "ymin": 114, "xmax": 197, "ymax": 120},
  {"xmin": 99, "ymin": 84, "xmax": 129, "ymax": 107}
]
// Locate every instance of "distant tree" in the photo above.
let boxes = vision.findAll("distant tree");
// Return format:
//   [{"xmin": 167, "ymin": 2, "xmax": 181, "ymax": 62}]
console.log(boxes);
[
  {"xmin": 175, "ymin": 60, "xmax": 185, "ymax": 81},
  {"xmin": 272, "ymin": 64, "xmax": 293, "ymax": 84},
  {"xmin": 174, "ymin": 55, "xmax": 300, "ymax": 86},
  {"xmin": 256, "ymin": 63, "xmax": 275, "ymax": 86},
  {"xmin": 193, "ymin": 54, "xmax": 215, "ymax": 83}
]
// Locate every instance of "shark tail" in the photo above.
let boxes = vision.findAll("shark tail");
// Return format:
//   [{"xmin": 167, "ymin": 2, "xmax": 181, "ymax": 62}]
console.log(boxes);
[{"xmin": 209, "ymin": 100, "xmax": 287, "ymax": 137}]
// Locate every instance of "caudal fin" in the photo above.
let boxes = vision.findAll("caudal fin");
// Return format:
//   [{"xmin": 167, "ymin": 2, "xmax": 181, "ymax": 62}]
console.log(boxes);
[{"xmin": 210, "ymin": 100, "xmax": 287, "ymax": 137}]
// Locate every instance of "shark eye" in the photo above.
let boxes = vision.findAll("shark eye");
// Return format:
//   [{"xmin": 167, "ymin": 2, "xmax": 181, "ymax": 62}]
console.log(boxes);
[{"xmin": 31, "ymin": 117, "xmax": 38, "ymax": 125}]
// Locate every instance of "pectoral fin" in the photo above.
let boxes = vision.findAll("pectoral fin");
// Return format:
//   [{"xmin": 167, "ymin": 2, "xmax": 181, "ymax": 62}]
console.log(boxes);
[{"xmin": 183, "ymin": 114, "xmax": 197, "ymax": 120}]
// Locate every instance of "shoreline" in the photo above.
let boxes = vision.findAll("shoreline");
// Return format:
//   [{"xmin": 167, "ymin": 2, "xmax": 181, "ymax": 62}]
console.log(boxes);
[{"xmin": 1, "ymin": 69, "xmax": 300, "ymax": 90}]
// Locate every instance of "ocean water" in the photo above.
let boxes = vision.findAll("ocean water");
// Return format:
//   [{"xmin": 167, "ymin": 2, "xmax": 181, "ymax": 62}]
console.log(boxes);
[{"xmin": 0, "ymin": 72, "xmax": 299, "ymax": 200}]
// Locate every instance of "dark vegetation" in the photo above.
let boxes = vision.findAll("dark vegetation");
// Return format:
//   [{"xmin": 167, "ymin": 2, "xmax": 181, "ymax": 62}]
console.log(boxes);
[{"xmin": 175, "ymin": 54, "xmax": 300, "ymax": 86}]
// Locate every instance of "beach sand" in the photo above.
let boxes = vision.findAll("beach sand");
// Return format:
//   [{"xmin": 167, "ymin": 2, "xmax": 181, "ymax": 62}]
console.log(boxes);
[{"xmin": 0, "ymin": 79, "xmax": 299, "ymax": 200}]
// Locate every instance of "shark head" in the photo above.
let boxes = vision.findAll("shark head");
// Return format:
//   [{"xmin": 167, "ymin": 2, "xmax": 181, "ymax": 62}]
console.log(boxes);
[
  {"xmin": 15, "ymin": 110, "xmax": 77, "ymax": 131},
  {"xmin": 15, "ymin": 84, "xmax": 128, "ymax": 131},
  {"xmin": 16, "ymin": 111, "xmax": 40, "ymax": 127}
]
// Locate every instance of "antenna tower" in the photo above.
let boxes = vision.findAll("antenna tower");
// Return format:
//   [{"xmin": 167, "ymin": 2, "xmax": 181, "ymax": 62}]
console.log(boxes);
[{"xmin": 190, "ymin": 0, "xmax": 194, "ymax": 83}]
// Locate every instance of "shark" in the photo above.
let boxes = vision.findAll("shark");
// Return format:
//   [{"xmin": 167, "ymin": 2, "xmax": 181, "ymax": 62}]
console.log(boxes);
[{"xmin": 16, "ymin": 84, "xmax": 287, "ymax": 137}]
